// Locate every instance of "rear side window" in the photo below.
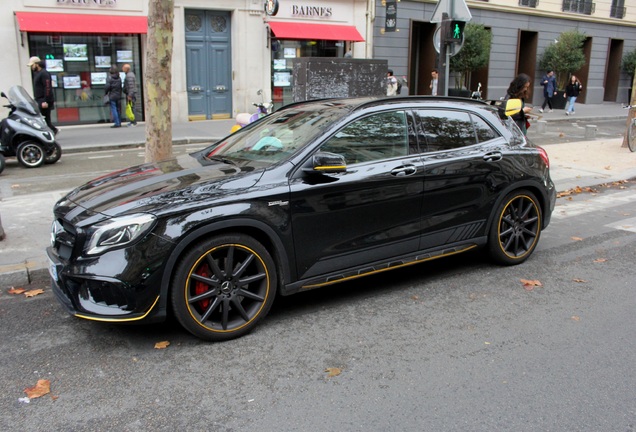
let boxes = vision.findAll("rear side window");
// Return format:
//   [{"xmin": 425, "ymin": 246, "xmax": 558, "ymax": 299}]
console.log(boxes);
[{"xmin": 416, "ymin": 109, "xmax": 500, "ymax": 152}]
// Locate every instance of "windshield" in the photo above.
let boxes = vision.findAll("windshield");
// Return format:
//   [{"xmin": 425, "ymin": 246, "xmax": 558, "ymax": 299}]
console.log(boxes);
[
  {"xmin": 203, "ymin": 101, "xmax": 351, "ymax": 167},
  {"xmin": 6, "ymin": 86, "xmax": 40, "ymax": 116}
]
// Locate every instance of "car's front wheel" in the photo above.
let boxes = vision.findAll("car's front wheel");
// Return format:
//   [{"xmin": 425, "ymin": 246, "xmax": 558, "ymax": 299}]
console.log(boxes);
[
  {"xmin": 488, "ymin": 190, "xmax": 542, "ymax": 265},
  {"xmin": 171, "ymin": 234, "xmax": 277, "ymax": 341}
]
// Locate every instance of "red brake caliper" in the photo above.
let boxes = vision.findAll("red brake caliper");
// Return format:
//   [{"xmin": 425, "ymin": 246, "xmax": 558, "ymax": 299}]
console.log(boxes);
[{"xmin": 194, "ymin": 264, "xmax": 211, "ymax": 309}]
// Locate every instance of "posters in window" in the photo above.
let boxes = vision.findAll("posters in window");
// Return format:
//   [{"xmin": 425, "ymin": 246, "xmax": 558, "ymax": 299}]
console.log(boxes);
[
  {"xmin": 95, "ymin": 56, "xmax": 111, "ymax": 68},
  {"xmin": 91, "ymin": 72, "xmax": 107, "ymax": 86},
  {"xmin": 117, "ymin": 50, "xmax": 133, "ymax": 63},
  {"xmin": 46, "ymin": 59, "xmax": 64, "ymax": 72},
  {"xmin": 63, "ymin": 75, "xmax": 82, "ymax": 89},
  {"xmin": 63, "ymin": 44, "xmax": 88, "ymax": 61}
]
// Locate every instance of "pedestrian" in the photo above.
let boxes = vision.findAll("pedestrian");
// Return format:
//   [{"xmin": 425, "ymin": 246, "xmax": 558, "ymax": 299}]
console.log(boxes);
[
  {"xmin": 122, "ymin": 63, "xmax": 138, "ymax": 127},
  {"xmin": 105, "ymin": 65, "xmax": 122, "ymax": 128},
  {"xmin": 564, "ymin": 75, "xmax": 583, "ymax": 116},
  {"xmin": 539, "ymin": 69, "xmax": 557, "ymax": 113},
  {"xmin": 27, "ymin": 56, "xmax": 58, "ymax": 135},
  {"xmin": 386, "ymin": 69, "xmax": 398, "ymax": 96},
  {"xmin": 505, "ymin": 73, "xmax": 533, "ymax": 135},
  {"xmin": 430, "ymin": 69, "xmax": 438, "ymax": 96}
]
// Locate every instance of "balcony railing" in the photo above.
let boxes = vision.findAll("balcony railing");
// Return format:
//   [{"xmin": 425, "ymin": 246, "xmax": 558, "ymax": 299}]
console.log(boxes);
[
  {"xmin": 519, "ymin": 0, "xmax": 538, "ymax": 7},
  {"xmin": 562, "ymin": 0, "xmax": 595, "ymax": 14},
  {"xmin": 610, "ymin": 5, "xmax": 626, "ymax": 18}
]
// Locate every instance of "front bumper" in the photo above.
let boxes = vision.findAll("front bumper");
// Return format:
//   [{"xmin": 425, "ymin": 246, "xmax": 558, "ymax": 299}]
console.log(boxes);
[{"xmin": 47, "ymin": 246, "xmax": 164, "ymax": 323}]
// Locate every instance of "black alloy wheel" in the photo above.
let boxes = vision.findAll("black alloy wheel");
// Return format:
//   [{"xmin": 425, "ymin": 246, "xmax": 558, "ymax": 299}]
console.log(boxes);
[
  {"xmin": 171, "ymin": 234, "xmax": 277, "ymax": 341},
  {"xmin": 16, "ymin": 141, "xmax": 45, "ymax": 168},
  {"xmin": 488, "ymin": 190, "xmax": 542, "ymax": 265}
]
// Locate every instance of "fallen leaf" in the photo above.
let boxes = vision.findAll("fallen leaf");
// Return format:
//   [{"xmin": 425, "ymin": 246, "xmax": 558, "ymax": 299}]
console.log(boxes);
[
  {"xmin": 154, "ymin": 341, "xmax": 170, "ymax": 349},
  {"xmin": 572, "ymin": 278, "xmax": 587, "ymax": 283},
  {"xmin": 484, "ymin": 342, "xmax": 491, "ymax": 345},
  {"xmin": 571, "ymin": 316, "xmax": 580, "ymax": 321},
  {"xmin": 24, "ymin": 379, "xmax": 50, "ymax": 399},
  {"xmin": 411, "ymin": 295, "xmax": 419, "ymax": 301},
  {"xmin": 604, "ymin": 165, "xmax": 612, "ymax": 170},
  {"xmin": 24, "ymin": 289, "xmax": 45, "ymax": 298},
  {"xmin": 325, "ymin": 367, "xmax": 342, "ymax": 378},
  {"xmin": 11, "ymin": 184, "xmax": 21, "ymax": 189},
  {"xmin": 8, "ymin": 287, "xmax": 26, "ymax": 295},
  {"xmin": 520, "ymin": 279, "xmax": 543, "ymax": 291},
  {"xmin": 593, "ymin": 258, "xmax": 607, "ymax": 263},
  {"xmin": 571, "ymin": 236, "xmax": 584, "ymax": 241}
]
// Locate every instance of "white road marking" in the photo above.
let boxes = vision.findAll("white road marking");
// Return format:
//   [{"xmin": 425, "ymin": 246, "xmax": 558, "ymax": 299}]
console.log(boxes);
[{"xmin": 552, "ymin": 190, "xmax": 636, "ymax": 220}]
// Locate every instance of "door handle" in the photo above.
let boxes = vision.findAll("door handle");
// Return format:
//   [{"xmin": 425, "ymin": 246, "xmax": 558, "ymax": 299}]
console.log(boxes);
[
  {"xmin": 391, "ymin": 165, "xmax": 417, "ymax": 176},
  {"xmin": 190, "ymin": 86, "xmax": 203, "ymax": 93},
  {"xmin": 214, "ymin": 85, "xmax": 227, "ymax": 92},
  {"xmin": 483, "ymin": 151, "xmax": 503, "ymax": 162}
]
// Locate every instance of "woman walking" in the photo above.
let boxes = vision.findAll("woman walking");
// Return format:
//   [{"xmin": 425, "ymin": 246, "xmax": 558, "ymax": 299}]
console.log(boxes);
[
  {"xmin": 505, "ymin": 73, "xmax": 533, "ymax": 135},
  {"xmin": 564, "ymin": 75, "xmax": 583, "ymax": 116}
]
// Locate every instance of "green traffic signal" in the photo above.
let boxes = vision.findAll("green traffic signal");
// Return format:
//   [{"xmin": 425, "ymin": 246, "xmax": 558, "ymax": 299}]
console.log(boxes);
[{"xmin": 450, "ymin": 21, "xmax": 465, "ymax": 40}]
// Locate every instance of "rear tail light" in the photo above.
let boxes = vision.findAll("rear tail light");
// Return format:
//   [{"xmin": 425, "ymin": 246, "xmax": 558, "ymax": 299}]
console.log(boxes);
[{"xmin": 537, "ymin": 146, "xmax": 550, "ymax": 169}]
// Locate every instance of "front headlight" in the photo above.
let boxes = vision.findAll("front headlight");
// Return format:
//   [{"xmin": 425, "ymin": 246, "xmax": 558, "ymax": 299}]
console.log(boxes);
[
  {"xmin": 85, "ymin": 213, "xmax": 157, "ymax": 256},
  {"xmin": 21, "ymin": 117, "xmax": 44, "ymax": 130}
]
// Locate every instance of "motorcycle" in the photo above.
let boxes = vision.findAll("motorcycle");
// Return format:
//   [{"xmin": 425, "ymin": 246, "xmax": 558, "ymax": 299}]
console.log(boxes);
[
  {"xmin": 230, "ymin": 89, "xmax": 273, "ymax": 134},
  {"xmin": 0, "ymin": 85, "xmax": 62, "ymax": 174}
]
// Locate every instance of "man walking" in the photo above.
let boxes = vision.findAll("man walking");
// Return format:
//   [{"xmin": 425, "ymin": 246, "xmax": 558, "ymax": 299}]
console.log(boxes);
[
  {"xmin": 122, "ymin": 63, "xmax": 138, "ymax": 126},
  {"xmin": 539, "ymin": 70, "xmax": 557, "ymax": 113},
  {"xmin": 27, "ymin": 56, "xmax": 58, "ymax": 135}
]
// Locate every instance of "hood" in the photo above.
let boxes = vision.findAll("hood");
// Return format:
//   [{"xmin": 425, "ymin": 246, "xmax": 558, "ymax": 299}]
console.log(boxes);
[{"xmin": 56, "ymin": 153, "xmax": 263, "ymax": 224}]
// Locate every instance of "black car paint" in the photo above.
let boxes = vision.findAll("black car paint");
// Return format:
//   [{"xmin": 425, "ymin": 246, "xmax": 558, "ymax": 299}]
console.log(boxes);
[{"xmin": 47, "ymin": 96, "xmax": 555, "ymax": 327}]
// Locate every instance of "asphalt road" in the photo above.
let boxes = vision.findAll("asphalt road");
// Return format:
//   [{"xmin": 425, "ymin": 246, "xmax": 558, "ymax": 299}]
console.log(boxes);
[{"xmin": 0, "ymin": 144, "xmax": 635, "ymax": 430}]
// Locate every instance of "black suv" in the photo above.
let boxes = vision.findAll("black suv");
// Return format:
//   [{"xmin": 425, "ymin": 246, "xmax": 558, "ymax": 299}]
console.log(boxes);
[{"xmin": 48, "ymin": 97, "xmax": 556, "ymax": 341}]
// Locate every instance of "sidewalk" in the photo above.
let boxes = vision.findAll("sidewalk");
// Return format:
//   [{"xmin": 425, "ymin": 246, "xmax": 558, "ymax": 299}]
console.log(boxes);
[{"xmin": 1, "ymin": 102, "xmax": 635, "ymax": 288}]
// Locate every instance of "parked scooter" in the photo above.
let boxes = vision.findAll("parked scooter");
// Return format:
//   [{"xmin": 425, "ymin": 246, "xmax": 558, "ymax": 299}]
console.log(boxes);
[
  {"xmin": 0, "ymin": 85, "xmax": 62, "ymax": 174},
  {"xmin": 471, "ymin": 82, "xmax": 483, "ymax": 101},
  {"xmin": 230, "ymin": 89, "xmax": 273, "ymax": 134}
]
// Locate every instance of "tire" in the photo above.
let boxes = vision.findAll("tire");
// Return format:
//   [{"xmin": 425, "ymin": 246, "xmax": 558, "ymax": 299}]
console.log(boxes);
[
  {"xmin": 16, "ymin": 141, "xmax": 45, "ymax": 168},
  {"xmin": 628, "ymin": 119, "xmax": 636, "ymax": 153},
  {"xmin": 488, "ymin": 190, "xmax": 542, "ymax": 265},
  {"xmin": 44, "ymin": 142, "xmax": 62, "ymax": 164},
  {"xmin": 0, "ymin": 153, "xmax": 5, "ymax": 175},
  {"xmin": 171, "ymin": 234, "xmax": 277, "ymax": 341}
]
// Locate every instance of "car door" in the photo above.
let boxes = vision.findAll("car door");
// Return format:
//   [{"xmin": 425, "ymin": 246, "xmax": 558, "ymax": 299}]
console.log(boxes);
[
  {"xmin": 288, "ymin": 110, "xmax": 425, "ymax": 281},
  {"xmin": 415, "ymin": 108, "xmax": 510, "ymax": 249}
]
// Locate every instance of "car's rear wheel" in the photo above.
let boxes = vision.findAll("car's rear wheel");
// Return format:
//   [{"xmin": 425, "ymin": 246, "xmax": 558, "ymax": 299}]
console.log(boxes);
[
  {"xmin": 171, "ymin": 234, "xmax": 277, "ymax": 341},
  {"xmin": 488, "ymin": 190, "xmax": 542, "ymax": 265},
  {"xmin": 17, "ymin": 141, "xmax": 45, "ymax": 168}
]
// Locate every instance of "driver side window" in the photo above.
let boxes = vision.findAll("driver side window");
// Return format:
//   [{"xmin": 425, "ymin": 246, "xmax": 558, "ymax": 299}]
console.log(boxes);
[{"xmin": 321, "ymin": 111, "xmax": 409, "ymax": 164}]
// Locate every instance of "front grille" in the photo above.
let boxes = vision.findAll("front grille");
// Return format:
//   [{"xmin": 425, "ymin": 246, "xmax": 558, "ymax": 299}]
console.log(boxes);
[{"xmin": 51, "ymin": 218, "xmax": 77, "ymax": 260}]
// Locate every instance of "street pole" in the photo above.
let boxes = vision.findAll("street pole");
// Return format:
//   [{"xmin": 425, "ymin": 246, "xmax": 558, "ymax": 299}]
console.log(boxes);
[{"xmin": 437, "ymin": 13, "xmax": 450, "ymax": 96}]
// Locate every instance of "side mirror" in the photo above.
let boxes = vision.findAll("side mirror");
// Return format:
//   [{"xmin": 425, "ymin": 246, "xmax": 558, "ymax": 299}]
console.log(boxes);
[
  {"xmin": 305, "ymin": 152, "xmax": 347, "ymax": 174},
  {"xmin": 489, "ymin": 98, "xmax": 522, "ymax": 118}
]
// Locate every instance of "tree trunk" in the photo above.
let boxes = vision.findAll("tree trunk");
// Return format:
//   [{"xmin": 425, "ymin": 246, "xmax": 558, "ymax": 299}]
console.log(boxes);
[
  {"xmin": 144, "ymin": 0, "xmax": 174, "ymax": 163},
  {"xmin": 623, "ymin": 67, "xmax": 636, "ymax": 148}
]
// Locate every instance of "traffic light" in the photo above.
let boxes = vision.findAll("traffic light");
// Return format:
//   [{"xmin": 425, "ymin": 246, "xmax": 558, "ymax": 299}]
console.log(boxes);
[{"xmin": 449, "ymin": 21, "xmax": 465, "ymax": 41}]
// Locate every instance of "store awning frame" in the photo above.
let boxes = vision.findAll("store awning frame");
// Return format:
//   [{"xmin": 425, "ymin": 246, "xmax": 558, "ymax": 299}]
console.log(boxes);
[
  {"xmin": 268, "ymin": 22, "xmax": 364, "ymax": 42},
  {"xmin": 15, "ymin": 12, "xmax": 148, "ymax": 34}
]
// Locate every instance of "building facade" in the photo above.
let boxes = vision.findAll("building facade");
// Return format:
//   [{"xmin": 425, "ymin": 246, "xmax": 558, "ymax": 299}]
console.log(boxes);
[
  {"xmin": 4, "ymin": 0, "xmax": 635, "ymax": 127},
  {"xmin": 374, "ymin": 0, "xmax": 636, "ymax": 105}
]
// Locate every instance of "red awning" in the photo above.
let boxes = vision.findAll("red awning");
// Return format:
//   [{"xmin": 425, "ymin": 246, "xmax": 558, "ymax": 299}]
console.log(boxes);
[
  {"xmin": 15, "ymin": 12, "xmax": 147, "ymax": 34},
  {"xmin": 269, "ymin": 22, "xmax": 364, "ymax": 42}
]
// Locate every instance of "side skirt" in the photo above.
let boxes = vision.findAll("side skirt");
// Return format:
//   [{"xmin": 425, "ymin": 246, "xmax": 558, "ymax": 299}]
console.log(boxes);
[{"xmin": 281, "ymin": 238, "xmax": 487, "ymax": 296}]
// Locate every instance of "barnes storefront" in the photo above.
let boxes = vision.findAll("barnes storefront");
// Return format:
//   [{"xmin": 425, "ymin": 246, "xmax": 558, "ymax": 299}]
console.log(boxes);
[
  {"xmin": 15, "ymin": 12, "xmax": 146, "ymax": 126},
  {"xmin": 265, "ymin": 0, "xmax": 366, "ymax": 108}
]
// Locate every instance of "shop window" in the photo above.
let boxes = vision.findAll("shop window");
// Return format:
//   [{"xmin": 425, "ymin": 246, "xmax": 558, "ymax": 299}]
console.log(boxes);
[{"xmin": 27, "ymin": 33, "xmax": 143, "ymax": 126}]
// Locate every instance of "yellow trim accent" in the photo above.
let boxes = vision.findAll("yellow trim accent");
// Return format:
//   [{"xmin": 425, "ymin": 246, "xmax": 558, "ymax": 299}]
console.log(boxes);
[
  {"xmin": 315, "ymin": 165, "xmax": 346, "ymax": 171},
  {"xmin": 498, "ymin": 194, "xmax": 541, "ymax": 260},
  {"xmin": 302, "ymin": 245, "xmax": 477, "ymax": 290},
  {"xmin": 75, "ymin": 295, "xmax": 160, "ymax": 323}
]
